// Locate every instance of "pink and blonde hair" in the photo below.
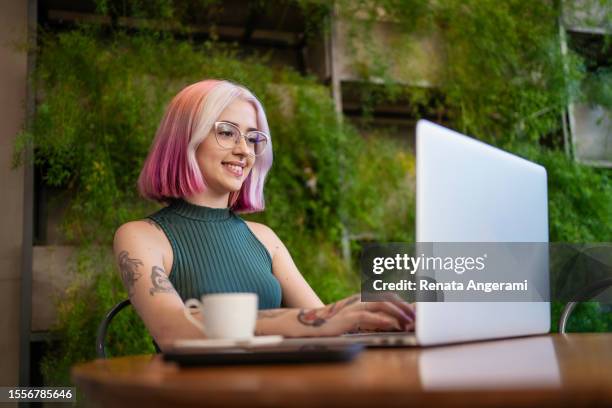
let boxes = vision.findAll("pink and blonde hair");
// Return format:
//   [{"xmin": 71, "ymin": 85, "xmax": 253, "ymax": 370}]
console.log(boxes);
[{"xmin": 137, "ymin": 79, "xmax": 273, "ymax": 213}]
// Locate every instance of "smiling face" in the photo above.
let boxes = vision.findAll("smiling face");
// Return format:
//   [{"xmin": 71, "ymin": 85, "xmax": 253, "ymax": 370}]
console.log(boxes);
[{"xmin": 195, "ymin": 98, "xmax": 258, "ymax": 196}]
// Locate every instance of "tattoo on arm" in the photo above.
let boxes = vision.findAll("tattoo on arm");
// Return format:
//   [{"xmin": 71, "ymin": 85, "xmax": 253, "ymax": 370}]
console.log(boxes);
[
  {"xmin": 118, "ymin": 251, "xmax": 143, "ymax": 298},
  {"xmin": 297, "ymin": 309, "xmax": 328, "ymax": 327},
  {"xmin": 258, "ymin": 309, "xmax": 290, "ymax": 319},
  {"xmin": 149, "ymin": 266, "xmax": 177, "ymax": 296},
  {"xmin": 297, "ymin": 295, "xmax": 361, "ymax": 327}
]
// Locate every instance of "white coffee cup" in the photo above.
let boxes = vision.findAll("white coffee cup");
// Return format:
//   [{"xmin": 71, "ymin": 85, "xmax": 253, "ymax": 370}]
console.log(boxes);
[{"xmin": 183, "ymin": 293, "xmax": 258, "ymax": 340}]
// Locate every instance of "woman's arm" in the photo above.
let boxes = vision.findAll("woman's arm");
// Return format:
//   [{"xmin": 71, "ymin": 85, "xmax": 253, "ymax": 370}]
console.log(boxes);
[
  {"xmin": 113, "ymin": 221, "xmax": 205, "ymax": 351},
  {"xmin": 245, "ymin": 221, "xmax": 324, "ymax": 308},
  {"xmin": 255, "ymin": 294, "xmax": 415, "ymax": 337},
  {"xmin": 116, "ymin": 220, "xmax": 414, "ymax": 346},
  {"xmin": 245, "ymin": 222, "xmax": 415, "ymax": 336}
]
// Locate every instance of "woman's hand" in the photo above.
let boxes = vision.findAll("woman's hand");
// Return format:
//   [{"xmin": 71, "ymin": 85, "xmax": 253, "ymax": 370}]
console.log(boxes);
[
  {"xmin": 297, "ymin": 294, "xmax": 415, "ymax": 336},
  {"xmin": 256, "ymin": 294, "xmax": 415, "ymax": 337}
]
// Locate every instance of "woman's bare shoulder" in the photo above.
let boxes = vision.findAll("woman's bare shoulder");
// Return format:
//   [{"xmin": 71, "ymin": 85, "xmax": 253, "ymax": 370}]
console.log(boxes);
[
  {"xmin": 244, "ymin": 221, "xmax": 282, "ymax": 258},
  {"xmin": 114, "ymin": 220, "xmax": 172, "ymax": 256},
  {"xmin": 114, "ymin": 219, "xmax": 174, "ymax": 273},
  {"xmin": 114, "ymin": 219, "xmax": 163, "ymax": 241}
]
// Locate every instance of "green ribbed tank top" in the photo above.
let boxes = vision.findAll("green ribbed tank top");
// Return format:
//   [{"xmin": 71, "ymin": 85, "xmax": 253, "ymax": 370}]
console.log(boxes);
[{"xmin": 147, "ymin": 199, "xmax": 282, "ymax": 310}]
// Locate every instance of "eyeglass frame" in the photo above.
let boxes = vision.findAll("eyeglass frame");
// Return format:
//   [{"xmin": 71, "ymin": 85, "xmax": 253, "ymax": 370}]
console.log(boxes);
[{"xmin": 212, "ymin": 121, "xmax": 269, "ymax": 157}]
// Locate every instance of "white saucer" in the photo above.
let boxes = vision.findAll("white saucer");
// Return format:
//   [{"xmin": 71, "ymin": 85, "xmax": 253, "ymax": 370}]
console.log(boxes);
[{"xmin": 172, "ymin": 335, "xmax": 284, "ymax": 350}]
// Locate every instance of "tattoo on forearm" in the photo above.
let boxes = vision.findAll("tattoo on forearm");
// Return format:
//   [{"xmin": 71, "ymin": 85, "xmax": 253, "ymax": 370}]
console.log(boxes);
[
  {"xmin": 297, "ymin": 295, "xmax": 361, "ymax": 327},
  {"xmin": 144, "ymin": 218, "xmax": 163, "ymax": 231},
  {"xmin": 297, "ymin": 309, "xmax": 328, "ymax": 326},
  {"xmin": 118, "ymin": 251, "xmax": 143, "ymax": 297},
  {"xmin": 149, "ymin": 265, "xmax": 177, "ymax": 296},
  {"xmin": 258, "ymin": 309, "xmax": 290, "ymax": 319}
]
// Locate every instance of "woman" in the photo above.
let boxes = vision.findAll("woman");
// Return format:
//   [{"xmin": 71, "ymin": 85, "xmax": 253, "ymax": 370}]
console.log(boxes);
[{"xmin": 113, "ymin": 79, "xmax": 415, "ymax": 351}]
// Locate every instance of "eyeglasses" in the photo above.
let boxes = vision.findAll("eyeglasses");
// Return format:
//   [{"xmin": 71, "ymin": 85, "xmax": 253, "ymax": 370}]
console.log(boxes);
[{"xmin": 213, "ymin": 121, "xmax": 269, "ymax": 157}]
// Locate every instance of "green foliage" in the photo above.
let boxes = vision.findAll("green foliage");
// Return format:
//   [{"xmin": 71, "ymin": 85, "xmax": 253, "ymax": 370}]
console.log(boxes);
[
  {"xmin": 343, "ymin": 134, "xmax": 416, "ymax": 243},
  {"xmin": 337, "ymin": 0, "xmax": 594, "ymax": 145},
  {"xmin": 253, "ymin": 81, "xmax": 349, "ymax": 246},
  {"xmin": 507, "ymin": 143, "xmax": 611, "ymax": 242},
  {"xmin": 582, "ymin": 68, "xmax": 612, "ymax": 108},
  {"xmin": 14, "ymin": 0, "xmax": 611, "ymax": 387}
]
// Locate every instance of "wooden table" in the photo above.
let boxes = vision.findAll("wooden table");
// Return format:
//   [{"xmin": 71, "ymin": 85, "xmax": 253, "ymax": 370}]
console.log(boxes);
[{"xmin": 72, "ymin": 334, "xmax": 612, "ymax": 408}]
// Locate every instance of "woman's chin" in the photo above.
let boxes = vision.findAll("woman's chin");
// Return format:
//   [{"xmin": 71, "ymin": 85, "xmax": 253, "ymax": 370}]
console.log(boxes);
[
  {"xmin": 220, "ymin": 180, "xmax": 244, "ymax": 193},
  {"xmin": 217, "ymin": 170, "xmax": 249, "ymax": 192}
]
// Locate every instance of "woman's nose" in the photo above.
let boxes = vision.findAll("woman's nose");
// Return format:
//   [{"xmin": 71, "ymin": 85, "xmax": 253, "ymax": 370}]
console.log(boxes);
[{"xmin": 232, "ymin": 135, "xmax": 250, "ymax": 156}]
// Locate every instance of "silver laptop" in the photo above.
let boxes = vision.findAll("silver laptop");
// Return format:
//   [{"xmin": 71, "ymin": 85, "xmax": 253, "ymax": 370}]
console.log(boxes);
[{"xmin": 283, "ymin": 119, "xmax": 550, "ymax": 347}]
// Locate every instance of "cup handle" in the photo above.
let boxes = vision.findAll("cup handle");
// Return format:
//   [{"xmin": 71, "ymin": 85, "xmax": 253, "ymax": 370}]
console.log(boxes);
[{"xmin": 183, "ymin": 298, "xmax": 206, "ymax": 335}]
